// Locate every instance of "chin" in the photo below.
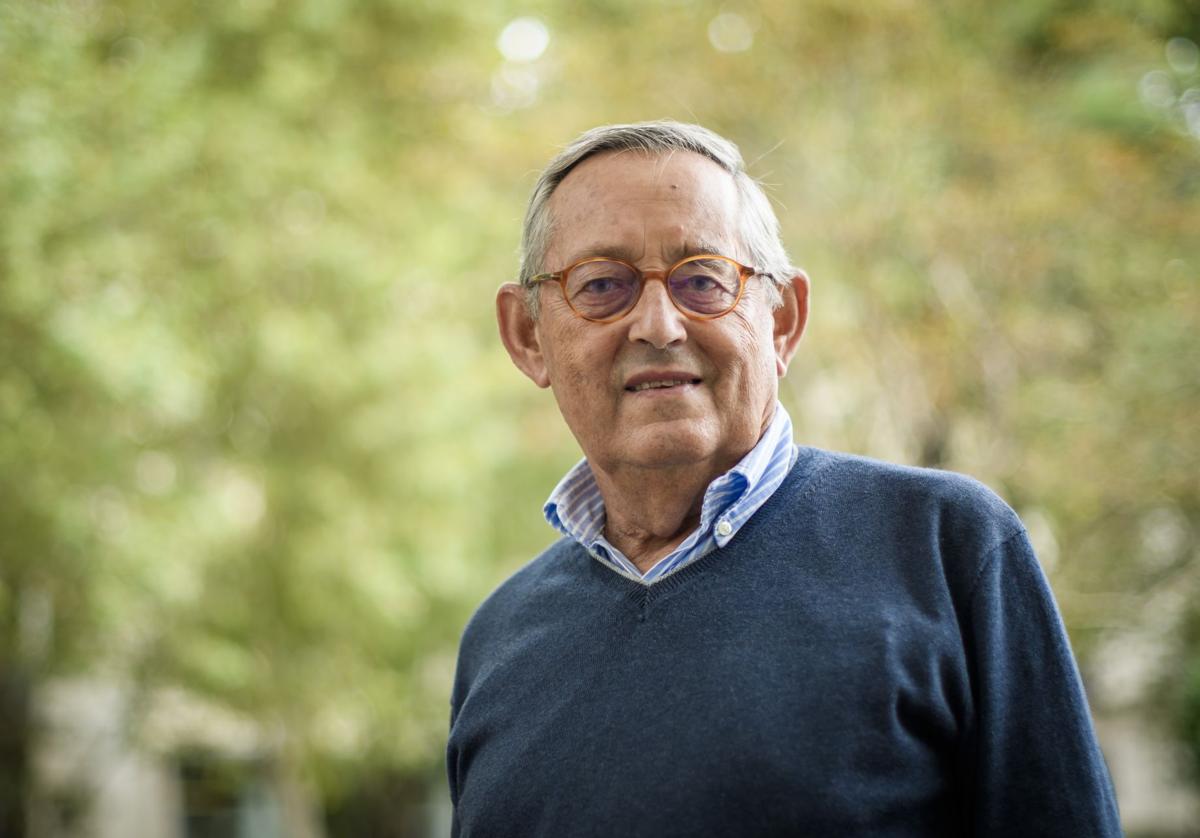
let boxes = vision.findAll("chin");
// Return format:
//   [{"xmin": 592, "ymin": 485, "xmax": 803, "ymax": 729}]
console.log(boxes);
[{"xmin": 610, "ymin": 426, "xmax": 718, "ymax": 469}]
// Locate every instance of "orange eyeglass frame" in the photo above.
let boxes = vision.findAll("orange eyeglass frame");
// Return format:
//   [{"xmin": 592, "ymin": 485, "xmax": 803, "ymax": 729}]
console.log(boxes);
[{"xmin": 527, "ymin": 254, "xmax": 768, "ymax": 323}]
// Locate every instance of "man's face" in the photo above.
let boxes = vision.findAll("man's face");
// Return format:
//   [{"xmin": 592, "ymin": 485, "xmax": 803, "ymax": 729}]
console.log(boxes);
[{"xmin": 516, "ymin": 150, "xmax": 799, "ymax": 476}]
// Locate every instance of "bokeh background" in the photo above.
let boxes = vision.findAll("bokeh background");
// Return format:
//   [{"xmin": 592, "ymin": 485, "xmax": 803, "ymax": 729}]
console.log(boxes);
[{"xmin": 3, "ymin": 0, "xmax": 1199, "ymax": 835}]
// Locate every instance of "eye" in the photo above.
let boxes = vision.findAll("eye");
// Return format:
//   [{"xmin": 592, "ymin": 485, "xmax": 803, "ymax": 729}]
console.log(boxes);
[
  {"xmin": 668, "ymin": 258, "xmax": 741, "ymax": 314},
  {"xmin": 670, "ymin": 265, "xmax": 736, "ymax": 297},
  {"xmin": 579, "ymin": 276, "xmax": 620, "ymax": 296},
  {"xmin": 564, "ymin": 260, "xmax": 639, "ymax": 318},
  {"xmin": 566, "ymin": 261, "xmax": 637, "ymax": 299},
  {"xmin": 679, "ymin": 272, "xmax": 718, "ymax": 292}
]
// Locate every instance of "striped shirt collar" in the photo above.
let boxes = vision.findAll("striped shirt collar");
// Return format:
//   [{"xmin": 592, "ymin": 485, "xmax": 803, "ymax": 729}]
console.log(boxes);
[{"xmin": 544, "ymin": 402, "xmax": 797, "ymax": 584}]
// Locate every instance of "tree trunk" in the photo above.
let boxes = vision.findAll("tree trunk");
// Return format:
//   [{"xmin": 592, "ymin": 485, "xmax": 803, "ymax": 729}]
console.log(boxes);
[
  {"xmin": 0, "ymin": 666, "xmax": 31, "ymax": 838},
  {"xmin": 273, "ymin": 755, "xmax": 326, "ymax": 838}
]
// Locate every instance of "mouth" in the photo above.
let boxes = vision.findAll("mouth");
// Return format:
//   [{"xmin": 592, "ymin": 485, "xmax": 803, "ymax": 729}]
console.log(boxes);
[
  {"xmin": 626, "ymin": 378, "xmax": 701, "ymax": 392},
  {"xmin": 624, "ymin": 372, "xmax": 703, "ymax": 393}
]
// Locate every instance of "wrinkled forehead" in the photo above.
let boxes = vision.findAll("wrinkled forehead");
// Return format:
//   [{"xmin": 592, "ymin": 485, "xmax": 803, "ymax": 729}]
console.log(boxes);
[
  {"xmin": 549, "ymin": 149, "xmax": 738, "ymax": 211},
  {"xmin": 545, "ymin": 150, "xmax": 742, "ymax": 265}
]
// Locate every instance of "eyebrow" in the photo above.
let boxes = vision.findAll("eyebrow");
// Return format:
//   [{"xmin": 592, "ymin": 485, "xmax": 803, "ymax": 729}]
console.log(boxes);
[{"xmin": 567, "ymin": 238, "xmax": 735, "ymax": 265}]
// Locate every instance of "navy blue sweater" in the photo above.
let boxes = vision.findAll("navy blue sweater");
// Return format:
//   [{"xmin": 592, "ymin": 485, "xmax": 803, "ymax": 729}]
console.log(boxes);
[{"xmin": 448, "ymin": 448, "xmax": 1120, "ymax": 836}]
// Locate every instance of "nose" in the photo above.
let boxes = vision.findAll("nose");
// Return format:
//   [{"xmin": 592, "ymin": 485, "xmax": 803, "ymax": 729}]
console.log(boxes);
[{"xmin": 625, "ymin": 275, "xmax": 688, "ymax": 349}]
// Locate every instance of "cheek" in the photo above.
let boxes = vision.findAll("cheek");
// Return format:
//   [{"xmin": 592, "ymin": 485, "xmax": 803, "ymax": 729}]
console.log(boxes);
[
  {"xmin": 726, "ymin": 315, "xmax": 775, "ymax": 379},
  {"xmin": 544, "ymin": 330, "xmax": 608, "ymax": 396}
]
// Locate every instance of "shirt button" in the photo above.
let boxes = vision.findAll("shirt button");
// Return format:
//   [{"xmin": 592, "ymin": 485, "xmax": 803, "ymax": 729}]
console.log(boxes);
[{"xmin": 716, "ymin": 520, "xmax": 733, "ymax": 537}]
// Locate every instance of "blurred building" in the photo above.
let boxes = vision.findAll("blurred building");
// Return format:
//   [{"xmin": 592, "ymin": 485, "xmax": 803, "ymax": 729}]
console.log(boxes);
[{"xmin": 28, "ymin": 679, "xmax": 450, "ymax": 838}]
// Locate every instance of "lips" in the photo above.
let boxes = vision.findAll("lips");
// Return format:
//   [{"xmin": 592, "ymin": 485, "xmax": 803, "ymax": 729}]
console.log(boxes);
[
  {"xmin": 629, "ymin": 379, "xmax": 696, "ymax": 392},
  {"xmin": 624, "ymin": 370, "xmax": 703, "ymax": 392}
]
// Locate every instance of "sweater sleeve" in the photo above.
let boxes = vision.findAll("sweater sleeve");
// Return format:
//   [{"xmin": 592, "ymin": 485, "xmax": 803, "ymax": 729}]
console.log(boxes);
[{"xmin": 965, "ymin": 529, "xmax": 1122, "ymax": 836}]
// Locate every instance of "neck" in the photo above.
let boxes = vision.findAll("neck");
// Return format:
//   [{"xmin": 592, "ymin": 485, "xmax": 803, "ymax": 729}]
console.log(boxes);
[
  {"xmin": 592, "ymin": 460, "xmax": 724, "ymax": 575},
  {"xmin": 586, "ymin": 404, "xmax": 782, "ymax": 574}
]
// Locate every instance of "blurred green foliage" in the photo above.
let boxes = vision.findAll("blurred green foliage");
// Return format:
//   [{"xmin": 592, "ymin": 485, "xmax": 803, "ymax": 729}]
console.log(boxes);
[{"xmin": 2, "ymin": 0, "xmax": 1198, "ymax": 829}]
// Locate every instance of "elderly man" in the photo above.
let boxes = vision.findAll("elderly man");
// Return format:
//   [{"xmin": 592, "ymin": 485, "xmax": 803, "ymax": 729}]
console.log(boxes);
[{"xmin": 447, "ymin": 121, "xmax": 1120, "ymax": 836}]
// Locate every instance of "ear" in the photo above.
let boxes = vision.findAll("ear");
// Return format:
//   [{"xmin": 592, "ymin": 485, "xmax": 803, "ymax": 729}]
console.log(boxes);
[
  {"xmin": 772, "ymin": 271, "xmax": 810, "ymax": 377},
  {"xmin": 496, "ymin": 282, "xmax": 551, "ymax": 388}
]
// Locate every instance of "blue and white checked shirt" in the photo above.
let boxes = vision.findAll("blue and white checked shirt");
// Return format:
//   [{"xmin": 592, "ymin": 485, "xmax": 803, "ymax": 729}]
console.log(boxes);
[{"xmin": 544, "ymin": 402, "xmax": 799, "ymax": 585}]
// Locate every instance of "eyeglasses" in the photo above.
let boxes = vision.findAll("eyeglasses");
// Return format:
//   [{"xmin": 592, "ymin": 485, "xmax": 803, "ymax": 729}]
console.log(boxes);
[{"xmin": 528, "ymin": 254, "xmax": 768, "ymax": 323}]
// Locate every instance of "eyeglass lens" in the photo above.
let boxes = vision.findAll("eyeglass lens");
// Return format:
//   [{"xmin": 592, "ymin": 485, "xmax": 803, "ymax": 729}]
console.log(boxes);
[{"xmin": 564, "ymin": 257, "xmax": 741, "ymax": 320}]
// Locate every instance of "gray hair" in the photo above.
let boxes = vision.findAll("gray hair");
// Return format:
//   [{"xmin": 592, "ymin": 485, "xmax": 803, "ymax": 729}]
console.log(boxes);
[{"xmin": 519, "ymin": 120, "xmax": 794, "ymax": 314}]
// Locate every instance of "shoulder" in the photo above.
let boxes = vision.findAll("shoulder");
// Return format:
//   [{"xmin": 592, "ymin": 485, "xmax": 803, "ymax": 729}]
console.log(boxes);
[
  {"xmin": 454, "ymin": 538, "xmax": 583, "ymax": 664},
  {"xmin": 782, "ymin": 447, "xmax": 1026, "ymax": 566},
  {"xmin": 477, "ymin": 536, "xmax": 580, "ymax": 612},
  {"xmin": 805, "ymin": 447, "xmax": 1016, "ymax": 514}
]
